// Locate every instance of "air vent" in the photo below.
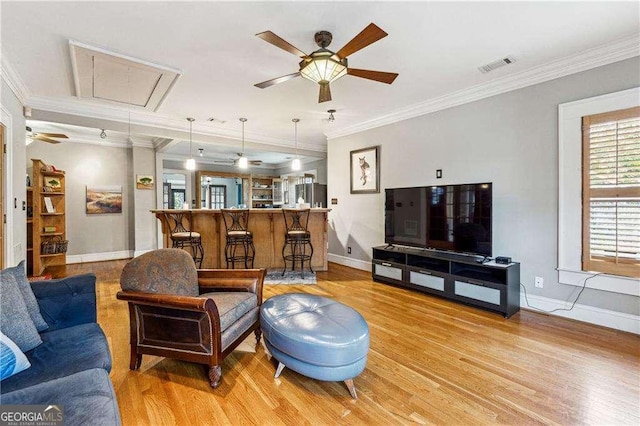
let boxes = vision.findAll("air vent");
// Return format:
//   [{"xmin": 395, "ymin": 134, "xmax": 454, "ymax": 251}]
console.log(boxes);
[
  {"xmin": 478, "ymin": 55, "xmax": 516, "ymax": 74},
  {"xmin": 207, "ymin": 118, "xmax": 227, "ymax": 124}
]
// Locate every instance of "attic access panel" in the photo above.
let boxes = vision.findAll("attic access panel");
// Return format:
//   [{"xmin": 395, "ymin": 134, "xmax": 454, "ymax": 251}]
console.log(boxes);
[{"xmin": 69, "ymin": 40, "xmax": 181, "ymax": 111}]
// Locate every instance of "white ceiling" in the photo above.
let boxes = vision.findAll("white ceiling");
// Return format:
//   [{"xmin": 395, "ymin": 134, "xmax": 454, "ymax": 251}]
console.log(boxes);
[{"xmin": 3, "ymin": 1, "xmax": 639, "ymax": 166}]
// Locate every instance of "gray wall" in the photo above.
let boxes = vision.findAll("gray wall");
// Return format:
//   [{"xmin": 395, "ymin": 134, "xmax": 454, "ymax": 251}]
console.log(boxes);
[
  {"xmin": 327, "ymin": 57, "xmax": 640, "ymax": 316},
  {"xmin": 132, "ymin": 146, "xmax": 157, "ymax": 254},
  {"xmin": 1, "ymin": 80, "xmax": 26, "ymax": 266},
  {"xmin": 26, "ymin": 141, "xmax": 134, "ymax": 256}
]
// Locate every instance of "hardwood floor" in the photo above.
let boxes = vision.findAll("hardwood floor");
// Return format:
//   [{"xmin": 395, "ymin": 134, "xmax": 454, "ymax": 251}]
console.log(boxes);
[{"xmin": 50, "ymin": 261, "xmax": 639, "ymax": 425}]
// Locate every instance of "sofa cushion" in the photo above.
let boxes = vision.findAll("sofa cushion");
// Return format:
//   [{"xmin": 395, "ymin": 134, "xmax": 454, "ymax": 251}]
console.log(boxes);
[
  {"xmin": 0, "ymin": 322, "xmax": 112, "ymax": 393},
  {"xmin": 0, "ymin": 331, "xmax": 31, "ymax": 380},
  {"xmin": 0, "ymin": 273, "xmax": 42, "ymax": 352},
  {"xmin": 120, "ymin": 249, "xmax": 198, "ymax": 296},
  {"xmin": 200, "ymin": 292, "xmax": 257, "ymax": 331},
  {"xmin": 4, "ymin": 261, "xmax": 49, "ymax": 331},
  {"xmin": 1, "ymin": 368, "xmax": 121, "ymax": 426}
]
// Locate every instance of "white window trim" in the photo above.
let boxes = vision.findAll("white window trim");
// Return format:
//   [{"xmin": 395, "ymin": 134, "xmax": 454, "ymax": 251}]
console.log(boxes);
[{"xmin": 558, "ymin": 87, "xmax": 640, "ymax": 297}]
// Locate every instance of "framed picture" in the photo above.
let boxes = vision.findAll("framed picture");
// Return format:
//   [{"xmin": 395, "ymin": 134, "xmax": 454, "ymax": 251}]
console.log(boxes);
[
  {"xmin": 136, "ymin": 175, "xmax": 154, "ymax": 190},
  {"xmin": 86, "ymin": 186, "xmax": 122, "ymax": 214},
  {"xmin": 350, "ymin": 146, "xmax": 380, "ymax": 194}
]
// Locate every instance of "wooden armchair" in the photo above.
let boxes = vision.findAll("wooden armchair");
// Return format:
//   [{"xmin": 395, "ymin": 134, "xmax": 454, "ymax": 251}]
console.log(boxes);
[{"xmin": 116, "ymin": 249, "xmax": 266, "ymax": 388}]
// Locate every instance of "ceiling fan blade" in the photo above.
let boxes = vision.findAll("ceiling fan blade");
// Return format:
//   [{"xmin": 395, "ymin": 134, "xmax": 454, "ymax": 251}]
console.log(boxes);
[
  {"xmin": 33, "ymin": 135, "xmax": 61, "ymax": 144},
  {"xmin": 318, "ymin": 83, "xmax": 332, "ymax": 103},
  {"xmin": 336, "ymin": 23, "xmax": 388, "ymax": 59},
  {"xmin": 255, "ymin": 72, "xmax": 301, "ymax": 89},
  {"xmin": 256, "ymin": 31, "xmax": 309, "ymax": 58},
  {"xmin": 37, "ymin": 133, "xmax": 68, "ymax": 139},
  {"xmin": 348, "ymin": 68, "xmax": 398, "ymax": 84},
  {"xmin": 249, "ymin": 160, "xmax": 263, "ymax": 165}
]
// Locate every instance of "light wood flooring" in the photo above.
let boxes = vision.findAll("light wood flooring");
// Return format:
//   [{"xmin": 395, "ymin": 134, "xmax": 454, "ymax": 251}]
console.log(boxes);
[{"xmin": 49, "ymin": 261, "xmax": 639, "ymax": 425}]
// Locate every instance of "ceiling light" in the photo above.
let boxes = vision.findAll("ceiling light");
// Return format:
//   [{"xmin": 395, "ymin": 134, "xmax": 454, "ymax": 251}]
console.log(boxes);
[
  {"xmin": 298, "ymin": 32, "xmax": 347, "ymax": 103},
  {"xmin": 327, "ymin": 109, "xmax": 336, "ymax": 122},
  {"xmin": 185, "ymin": 118, "xmax": 196, "ymax": 170},
  {"xmin": 238, "ymin": 118, "xmax": 248, "ymax": 169},
  {"xmin": 291, "ymin": 118, "xmax": 301, "ymax": 171},
  {"xmin": 198, "ymin": 148, "xmax": 204, "ymax": 157},
  {"xmin": 99, "ymin": 129, "xmax": 107, "ymax": 139}
]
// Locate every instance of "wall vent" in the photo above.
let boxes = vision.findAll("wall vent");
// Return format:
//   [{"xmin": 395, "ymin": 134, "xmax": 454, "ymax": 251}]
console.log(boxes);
[{"xmin": 478, "ymin": 55, "xmax": 516, "ymax": 74}]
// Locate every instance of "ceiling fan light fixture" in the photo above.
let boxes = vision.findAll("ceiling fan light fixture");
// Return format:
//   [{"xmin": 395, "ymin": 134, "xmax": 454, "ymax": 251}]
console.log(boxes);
[
  {"xmin": 299, "ymin": 51, "xmax": 347, "ymax": 84},
  {"xmin": 99, "ymin": 129, "xmax": 107, "ymax": 139}
]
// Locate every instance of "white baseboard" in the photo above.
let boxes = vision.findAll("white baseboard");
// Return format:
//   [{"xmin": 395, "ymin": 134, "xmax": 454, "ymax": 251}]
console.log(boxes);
[
  {"xmin": 521, "ymin": 293, "xmax": 639, "ymax": 335},
  {"xmin": 330, "ymin": 254, "xmax": 639, "ymax": 335},
  {"xmin": 328, "ymin": 253, "xmax": 371, "ymax": 272},
  {"xmin": 66, "ymin": 250, "xmax": 133, "ymax": 264},
  {"xmin": 133, "ymin": 250, "xmax": 152, "ymax": 258}
]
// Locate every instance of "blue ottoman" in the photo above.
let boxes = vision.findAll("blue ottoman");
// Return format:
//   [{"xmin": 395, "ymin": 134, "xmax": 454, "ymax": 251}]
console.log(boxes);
[{"xmin": 260, "ymin": 293, "xmax": 369, "ymax": 399}]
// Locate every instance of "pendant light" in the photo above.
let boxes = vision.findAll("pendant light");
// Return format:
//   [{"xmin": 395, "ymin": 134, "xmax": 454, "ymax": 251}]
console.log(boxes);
[
  {"xmin": 291, "ymin": 118, "xmax": 301, "ymax": 171},
  {"xmin": 185, "ymin": 117, "xmax": 196, "ymax": 170},
  {"xmin": 238, "ymin": 118, "xmax": 248, "ymax": 169}
]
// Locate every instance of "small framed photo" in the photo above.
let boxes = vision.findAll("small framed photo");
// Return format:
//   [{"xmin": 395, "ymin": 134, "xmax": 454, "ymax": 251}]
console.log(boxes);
[
  {"xmin": 350, "ymin": 146, "xmax": 380, "ymax": 194},
  {"xmin": 136, "ymin": 175, "xmax": 154, "ymax": 190}
]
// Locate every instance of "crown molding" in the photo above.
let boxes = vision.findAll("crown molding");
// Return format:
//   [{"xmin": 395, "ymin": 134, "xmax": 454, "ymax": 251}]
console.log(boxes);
[
  {"xmin": 325, "ymin": 34, "xmax": 640, "ymax": 140},
  {"xmin": 0, "ymin": 51, "xmax": 30, "ymax": 105},
  {"xmin": 26, "ymin": 95, "xmax": 326, "ymax": 153}
]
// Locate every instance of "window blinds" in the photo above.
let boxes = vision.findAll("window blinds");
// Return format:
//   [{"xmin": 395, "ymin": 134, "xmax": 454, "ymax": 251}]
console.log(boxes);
[{"xmin": 582, "ymin": 107, "xmax": 640, "ymax": 278}]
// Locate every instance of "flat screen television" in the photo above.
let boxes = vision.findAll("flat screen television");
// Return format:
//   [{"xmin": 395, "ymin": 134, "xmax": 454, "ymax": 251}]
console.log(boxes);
[{"xmin": 385, "ymin": 183, "xmax": 492, "ymax": 256}]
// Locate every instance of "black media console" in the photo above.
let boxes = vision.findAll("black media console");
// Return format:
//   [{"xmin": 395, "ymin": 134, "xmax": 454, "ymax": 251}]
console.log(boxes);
[{"xmin": 372, "ymin": 245, "xmax": 520, "ymax": 318}]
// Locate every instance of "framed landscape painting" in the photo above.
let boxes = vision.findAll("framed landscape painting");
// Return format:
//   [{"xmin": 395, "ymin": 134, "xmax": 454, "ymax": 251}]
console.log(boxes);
[
  {"xmin": 136, "ymin": 175, "xmax": 154, "ymax": 190},
  {"xmin": 350, "ymin": 146, "xmax": 380, "ymax": 194},
  {"xmin": 86, "ymin": 185, "xmax": 122, "ymax": 214}
]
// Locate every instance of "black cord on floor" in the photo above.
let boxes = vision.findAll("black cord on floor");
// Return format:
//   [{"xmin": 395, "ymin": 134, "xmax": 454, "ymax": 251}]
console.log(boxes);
[{"xmin": 520, "ymin": 272, "xmax": 602, "ymax": 314}]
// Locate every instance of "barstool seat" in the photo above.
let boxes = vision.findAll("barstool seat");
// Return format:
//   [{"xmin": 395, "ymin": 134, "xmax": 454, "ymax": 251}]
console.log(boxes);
[
  {"xmin": 171, "ymin": 231, "xmax": 202, "ymax": 239},
  {"xmin": 281, "ymin": 208, "xmax": 313, "ymax": 277},
  {"xmin": 221, "ymin": 209, "xmax": 255, "ymax": 269},
  {"xmin": 164, "ymin": 211, "xmax": 204, "ymax": 268}
]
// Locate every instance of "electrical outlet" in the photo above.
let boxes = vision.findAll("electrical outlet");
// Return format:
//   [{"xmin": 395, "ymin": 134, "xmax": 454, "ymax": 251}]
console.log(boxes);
[
  {"xmin": 347, "ymin": 247, "xmax": 352, "ymax": 254},
  {"xmin": 535, "ymin": 276, "xmax": 544, "ymax": 288}
]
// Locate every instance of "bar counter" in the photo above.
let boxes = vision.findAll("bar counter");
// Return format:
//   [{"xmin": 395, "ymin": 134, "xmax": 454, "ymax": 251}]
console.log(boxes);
[{"xmin": 152, "ymin": 208, "xmax": 331, "ymax": 270}]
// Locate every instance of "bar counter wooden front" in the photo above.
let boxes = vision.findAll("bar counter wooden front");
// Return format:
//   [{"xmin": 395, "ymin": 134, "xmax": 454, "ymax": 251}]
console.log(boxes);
[{"xmin": 152, "ymin": 208, "xmax": 331, "ymax": 270}]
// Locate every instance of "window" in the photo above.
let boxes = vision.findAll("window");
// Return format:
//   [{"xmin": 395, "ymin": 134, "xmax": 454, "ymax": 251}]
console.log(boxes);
[
  {"xmin": 582, "ymin": 106, "xmax": 640, "ymax": 278},
  {"xmin": 209, "ymin": 185, "xmax": 226, "ymax": 209}
]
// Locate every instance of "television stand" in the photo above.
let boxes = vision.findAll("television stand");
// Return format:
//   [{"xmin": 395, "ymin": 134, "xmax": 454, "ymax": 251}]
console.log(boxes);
[{"xmin": 372, "ymin": 245, "xmax": 520, "ymax": 318}]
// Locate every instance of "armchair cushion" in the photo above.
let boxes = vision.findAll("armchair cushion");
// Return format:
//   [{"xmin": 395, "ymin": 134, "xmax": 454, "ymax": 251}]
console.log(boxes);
[
  {"xmin": 3, "ymin": 261, "xmax": 48, "ymax": 331},
  {"xmin": 200, "ymin": 292, "xmax": 257, "ymax": 331},
  {"xmin": 120, "ymin": 249, "xmax": 198, "ymax": 296},
  {"xmin": 0, "ymin": 322, "xmax": 112, "ymax": 394},
  {"xmin": 0, "ymin": 273, "xmax": 42, "ymax": 352},
  {"xmin": 31, "ymin": 274, "xmax": 97, "ymax": 331}
]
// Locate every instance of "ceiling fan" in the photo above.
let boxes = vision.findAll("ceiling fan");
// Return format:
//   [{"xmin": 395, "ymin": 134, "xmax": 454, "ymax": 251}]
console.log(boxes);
[
  {"xmin": 255, "ymin": 23, "xmax": 399, "ymax": 103},
  {"xmin": 26, "ymin": 126, "xmax": 69, "ymax": 144},
  {"xmin": 214, "ymin": 153, "xmax": 263, "ymax": 166}
]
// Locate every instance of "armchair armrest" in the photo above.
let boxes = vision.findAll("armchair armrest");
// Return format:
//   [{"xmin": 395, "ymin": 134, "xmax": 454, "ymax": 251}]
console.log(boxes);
[
  {"xmin": 116, "ymin": 291, "xmax": 217, "ymax": 313},
  {"xmin": 30, "ymin": 273, "xmax": 97, "ymax": 331},
  {"xmin": 197, "ymin": 269, "xmax": 265, "ymax": 303}
]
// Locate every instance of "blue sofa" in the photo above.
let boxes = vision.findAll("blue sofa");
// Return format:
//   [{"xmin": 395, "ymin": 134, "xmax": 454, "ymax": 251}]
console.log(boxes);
[{"xmin": 0, "ymin": 273, "xmax": 121, "ymax": 425}]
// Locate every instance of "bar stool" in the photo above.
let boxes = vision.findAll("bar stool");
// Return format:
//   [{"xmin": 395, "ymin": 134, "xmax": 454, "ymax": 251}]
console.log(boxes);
[
  {"xmin": 221, "ymin": 209, "xmax": 255, "ymax": 269},
  {"xmin": 281, "ymin": 208, "xmax": 313, "ymax": 277},
  {"xmin": 164, "ymin": 211, "xmax": 204, "ymax": 268}
]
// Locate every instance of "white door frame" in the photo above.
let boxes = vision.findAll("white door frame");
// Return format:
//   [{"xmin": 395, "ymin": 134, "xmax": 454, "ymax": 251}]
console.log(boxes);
[{"xmin": 0, "ymin": 104, "xmax": 14, "ymax": 267}]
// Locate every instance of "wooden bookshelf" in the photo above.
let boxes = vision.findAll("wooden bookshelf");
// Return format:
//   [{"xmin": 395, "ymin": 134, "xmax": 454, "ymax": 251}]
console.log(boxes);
[{"xmin": 28, "ymin": 159, "xmax": 67, "ymax": 276}]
